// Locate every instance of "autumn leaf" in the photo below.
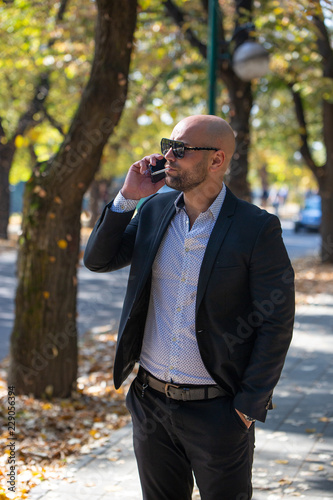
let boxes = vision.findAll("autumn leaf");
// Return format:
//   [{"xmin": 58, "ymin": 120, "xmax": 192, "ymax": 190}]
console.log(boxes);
[
  {"xmin": 279, "ymin": 478, "xmax": 293, "ymax": 485},
  {"xmin": 15, "ymin": 135, "xmax": 29, "ymax": 148},
  {"xmin": 57, "ymin": 239, "xmax": 68, "ymax": 249}
]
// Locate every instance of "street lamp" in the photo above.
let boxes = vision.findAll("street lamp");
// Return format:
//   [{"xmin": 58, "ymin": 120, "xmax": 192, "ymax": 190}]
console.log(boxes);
[{"xmin": 232, "ymin": 41, "xmax": 270, "ymax": 81}]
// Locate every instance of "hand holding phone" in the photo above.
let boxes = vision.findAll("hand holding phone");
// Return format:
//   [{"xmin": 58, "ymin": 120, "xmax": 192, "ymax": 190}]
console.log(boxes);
[
  {"xmin": 121, "ymin": 155, "xmax": 166, "ymax": 199},
  {"xmin": 149, "ymin": 158, "xmax": 167, "ymax": 184}
]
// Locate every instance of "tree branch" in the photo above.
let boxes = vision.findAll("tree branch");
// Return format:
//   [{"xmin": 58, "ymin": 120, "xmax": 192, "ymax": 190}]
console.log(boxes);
[
  {"xmin": 201, "ymin": 0, "xmax": 209, "ymax": 13},
  {"xmin": 233, "ymin": 0, "xmax": 254, "ymax": 49},
  {"xmin": 42, "ymin": 106, "xmax": 65, "ymax": 136},
  {"xmin": 56, "ymin": 0, "xmax": 70, "ymax": 22},
  {"xmin": 28, "ymin": 143, "xmax": 38, "ymax": 164},
  {"xmin": 312, "ymin": 14, "xmax": 333, "ymax": 78},
  {"xmin": 289, "ymin": 84, "xmax": 325, "ymax": 178},
  {"xmin": 0, "ymin": 117, "xmax": 5, "ymax": 139},
  {"xmin": 48, "ymin": 0, "xmax": 71, "ymax": 48},
  {"xmin": 111, "ymin": 60, "xmax": 174, "ymax": 153},
  {"xmin": 162, "ymin": 0, "xmax": 207, "ymax": 59},
  {"xmin": 14, "ymin": 74, "xmax": 50, "ymax": 138}
]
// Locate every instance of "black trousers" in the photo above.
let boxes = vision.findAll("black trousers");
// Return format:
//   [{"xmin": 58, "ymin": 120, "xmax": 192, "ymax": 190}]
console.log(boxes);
[{"xmin": 126, "ymin": 378, "xmax": 255, "ymax": 500}]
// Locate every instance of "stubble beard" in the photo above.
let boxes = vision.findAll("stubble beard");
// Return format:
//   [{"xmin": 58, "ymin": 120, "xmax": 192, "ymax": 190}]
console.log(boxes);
[{"xmin": 165, "ymin": 159, "xmax": 208, "ymax": 193}]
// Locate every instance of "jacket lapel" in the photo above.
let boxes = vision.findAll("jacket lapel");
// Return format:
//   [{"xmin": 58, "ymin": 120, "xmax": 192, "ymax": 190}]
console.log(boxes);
[{"xmin": 196, "ymin": 187, "xmax": 238, "ymax": 315}]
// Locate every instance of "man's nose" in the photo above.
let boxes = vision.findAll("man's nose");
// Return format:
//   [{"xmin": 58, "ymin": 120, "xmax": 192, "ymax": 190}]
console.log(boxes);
[{"xmin": 164, "ymin": 147, "xmax": 176, "ymax": 161}]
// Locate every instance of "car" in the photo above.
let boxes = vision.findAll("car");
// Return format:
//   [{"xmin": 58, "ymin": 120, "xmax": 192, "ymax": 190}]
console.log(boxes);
[{"xmin": 294, "ymin": 194, "xmax": 321, "ymax": 233}]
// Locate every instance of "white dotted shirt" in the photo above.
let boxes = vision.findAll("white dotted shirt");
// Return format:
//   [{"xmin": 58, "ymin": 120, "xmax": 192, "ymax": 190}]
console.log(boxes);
[{"xmin": 112, "ymin": 184, "xmax": 226, "ymax": 384}]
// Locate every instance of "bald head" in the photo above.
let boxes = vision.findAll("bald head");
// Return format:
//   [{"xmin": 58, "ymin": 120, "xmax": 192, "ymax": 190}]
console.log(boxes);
[{"xmin": 171, "ymin": 115, "xmax": 236, "ymax": 169}]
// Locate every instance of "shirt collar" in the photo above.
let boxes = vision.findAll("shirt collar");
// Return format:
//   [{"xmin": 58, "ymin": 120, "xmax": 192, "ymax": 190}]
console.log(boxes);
[{"xmin": 174, "ymin": 183, "xmax": 226, "ymax": 221}]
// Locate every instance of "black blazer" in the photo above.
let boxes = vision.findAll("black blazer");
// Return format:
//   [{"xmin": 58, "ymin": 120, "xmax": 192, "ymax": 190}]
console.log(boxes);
[{"xmin": 84, "ymin": 187, "xmax": 295, "ymax": 422}]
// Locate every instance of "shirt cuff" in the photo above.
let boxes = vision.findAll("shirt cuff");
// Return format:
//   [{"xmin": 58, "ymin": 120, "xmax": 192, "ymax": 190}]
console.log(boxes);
[{"xmin": 110, "ymin": 191, "xmax": 140, "ymax": 213}]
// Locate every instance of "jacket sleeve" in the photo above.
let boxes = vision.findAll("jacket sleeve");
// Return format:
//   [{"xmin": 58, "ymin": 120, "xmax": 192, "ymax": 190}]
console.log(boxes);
[
  {"xmin": 83, "ymin": 201, "xmax": 139, "ymax": 273},
  {"xmin": 233, "ymin": 214, "xmax": 295, "ymax": 422}
]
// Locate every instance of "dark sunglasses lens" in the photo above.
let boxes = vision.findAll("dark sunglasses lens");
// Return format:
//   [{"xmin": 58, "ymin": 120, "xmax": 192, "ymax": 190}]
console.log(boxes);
[
  {"xmin": 161, "ymin": 139, "xmax": 185, "ymax": 159},
  {"xmin": 172, "ymin": 142, "xmax": 185, "ymax": 159},
  {"xmin": 161, "ymin": 138, "xmax": 171, "ymax": 156}
]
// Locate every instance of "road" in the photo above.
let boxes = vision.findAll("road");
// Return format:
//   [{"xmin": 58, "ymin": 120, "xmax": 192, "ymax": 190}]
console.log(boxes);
[{"xmin": 0, "ymin": 219, "xmax": 321, "ymax": 360}]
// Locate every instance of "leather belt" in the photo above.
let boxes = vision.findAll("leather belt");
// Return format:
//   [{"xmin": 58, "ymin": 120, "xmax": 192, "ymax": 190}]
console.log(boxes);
[{"xmin": 137, "ymin": 366, "xmax": 227, "ymax": 402}]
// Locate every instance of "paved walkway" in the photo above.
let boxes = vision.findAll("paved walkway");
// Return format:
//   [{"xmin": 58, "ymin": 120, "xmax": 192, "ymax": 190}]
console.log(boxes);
[{"xmin": 29, "ymin": 295, "xmax": 333, "ymax": 500}]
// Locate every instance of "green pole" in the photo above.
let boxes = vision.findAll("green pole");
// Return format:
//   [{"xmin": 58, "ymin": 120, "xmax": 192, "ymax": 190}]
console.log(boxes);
[{"xmin": 208, "ymin": 0, "xmax": 217, "ymax": 115}]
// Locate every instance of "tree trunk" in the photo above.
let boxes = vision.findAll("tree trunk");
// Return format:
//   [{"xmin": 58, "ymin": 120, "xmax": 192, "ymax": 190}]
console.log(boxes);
[
  {"xmin": 0, "ymin": 141, "xmax": 15, "ymax": 239},
  {"xmin": 88, "ymin": 178, "xmax": 111, "ymax": 228},
  {"xmin": 8, "ymin": 0, "xmax": 138, "ymax": 397},
  {"xmin": 320, "ymin": 189, "xmax": 333, "ymax": 263},
  {"xmin": 319, "ymin": 100, "xmax": 333, "ymax": 263},
  {"xmin": 222, "ymin": 0, "xmax": 253, "ymax": 201},
  {"xmin": 11, "ymin": 192, "xmax": 82, "ymax": 397},
  {"xmin": 88, "ymin": 179, "xmax": 100, "ymax": 228},
  {"xmin": 224, "ymin": 77, "xmax": 252, "ymax": 201}
]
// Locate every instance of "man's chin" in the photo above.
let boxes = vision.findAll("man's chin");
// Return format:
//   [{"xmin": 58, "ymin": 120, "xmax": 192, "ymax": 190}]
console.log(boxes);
[{"xmin": 165, "ymin": 177, "xmax": 180, "ymax": 190}]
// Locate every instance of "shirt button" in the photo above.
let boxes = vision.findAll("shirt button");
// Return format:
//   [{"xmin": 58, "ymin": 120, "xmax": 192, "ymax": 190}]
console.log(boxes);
[
  {"xmin": 172, "ymin": 337, "xmax": 177, "ymax": 342},
  {"xmin": 185, "ymin": 247, "xmax": 190, "ymax": 252},
  {"xmin": 170, "ymin": 366, "xmax": 174, "ymax": 370},
  {"xmin": 176, "ymin": 307, "xmax": 181, "ymax": 312},
  {"xmin": 181, "ymin": 277, "xmax": 186, "ymax": 282}
]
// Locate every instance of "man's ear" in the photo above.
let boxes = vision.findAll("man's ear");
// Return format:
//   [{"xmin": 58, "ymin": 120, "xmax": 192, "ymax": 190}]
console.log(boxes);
[{"xmin": 210, "ymin": 150, "xmax": 225, "ymax": 172}]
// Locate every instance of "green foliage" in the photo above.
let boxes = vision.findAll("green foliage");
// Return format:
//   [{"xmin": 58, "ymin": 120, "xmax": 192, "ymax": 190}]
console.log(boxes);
[
  {"xmin": 0, "ymin": 0, "xmax": 96, "ymax": 183},
  {"xmin": 1, "ymin": 0, "xmax": 332, "ymax": 195}
]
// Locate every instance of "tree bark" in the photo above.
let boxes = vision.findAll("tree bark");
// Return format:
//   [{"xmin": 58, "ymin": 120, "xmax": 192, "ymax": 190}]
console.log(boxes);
[
  {"xmin": 223, "ymin": 75, "xmax": 252, "ymax": 201},
  {"xmin": 316, "ymin": 10, "xmax": 333, "ymax": 263},
  {"xmin": 9, "ymin": 0, "xmax": 138, "ymax": 397},
  {"xmin": 319, "ymin": 100, "xmax": 333, "ymax": 263},
  {"xmin": 88, "ymin": 178, "xmax": 111, "ymax": 228},
  {"xmin": 0, "ymin": 137, "xmax": 15, "ymax": 239},
  {"xmin": 221, "ymin": 0, "xmax": 253, "ymax": 201}
]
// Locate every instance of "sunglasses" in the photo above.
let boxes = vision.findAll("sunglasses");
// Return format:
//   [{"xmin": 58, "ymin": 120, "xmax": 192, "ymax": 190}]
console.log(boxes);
[{"xmin": 160, "ymin": 138, "xmax": 219, "ymax": 159}]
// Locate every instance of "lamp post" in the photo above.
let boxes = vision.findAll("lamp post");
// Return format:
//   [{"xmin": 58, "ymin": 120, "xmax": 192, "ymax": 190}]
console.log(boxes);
[{"xmin": 208, "ymin": 0, "xmax": 218, "ymax": 115}]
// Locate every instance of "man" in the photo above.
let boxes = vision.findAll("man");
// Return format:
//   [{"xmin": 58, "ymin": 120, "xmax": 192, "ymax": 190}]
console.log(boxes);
[{"xmin": 84, "ymin": 115, "xmax": 295, "ymax": 500}]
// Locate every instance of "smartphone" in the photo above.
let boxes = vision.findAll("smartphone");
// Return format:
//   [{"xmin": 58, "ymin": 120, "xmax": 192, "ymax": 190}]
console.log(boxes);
[{"xmin": 149, "ymin": 157, "xmax": 167, "ymax": 184}]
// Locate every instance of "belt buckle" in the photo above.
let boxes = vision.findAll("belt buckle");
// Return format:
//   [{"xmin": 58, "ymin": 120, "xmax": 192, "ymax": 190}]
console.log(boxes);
[
  {"xmin": 165, "ymin": 383, "xmax": 181, "ymax": 399},
  {"xmin": 164, "ymin": 382, "xmax": 180, "ymax": 399},
  {"xmin": 165, "ymin": 383, "xmax": 191, "ymax": 401}
]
